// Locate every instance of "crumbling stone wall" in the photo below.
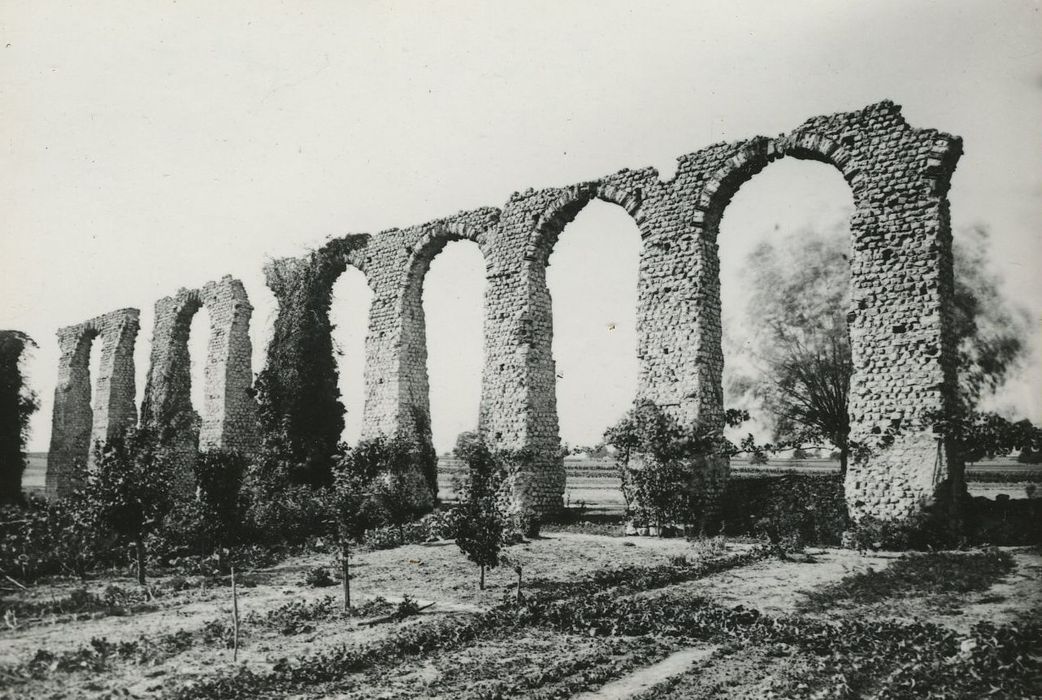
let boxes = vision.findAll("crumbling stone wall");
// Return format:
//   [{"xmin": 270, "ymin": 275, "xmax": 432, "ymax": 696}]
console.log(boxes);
[
  {"xmin": 256, "ymin": 235, "xmax": 369, "ymax": 485},
  {"xmin": 46, "ymin": 101, "xmax": 962, "ymax": 525},
  {"xmin": 140, "ymin": 276, "xmax": 260, "ymax": 490},
  {"xmin": 46, "ymin": 309, "xmax": 139, "ymax": 497},
  {"xmin": 261, "ymin": 209, "xmax": 498, "ymax": 493},
  {"xmin": 264, "ymin": 100, "xmax": 962, "ymax": 524}
]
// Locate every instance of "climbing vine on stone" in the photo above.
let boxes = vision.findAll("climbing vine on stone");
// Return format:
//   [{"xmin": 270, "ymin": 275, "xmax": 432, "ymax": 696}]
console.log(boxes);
[{"xmin": 0, "ymin": 331, "xmax": 39, "ymax": 505}]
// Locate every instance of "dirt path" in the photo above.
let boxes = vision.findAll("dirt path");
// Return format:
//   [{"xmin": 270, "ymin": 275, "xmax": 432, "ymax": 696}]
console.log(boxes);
[{"xmin": 574, "ymin": 644, "xmax": 719, "ymax": 699}]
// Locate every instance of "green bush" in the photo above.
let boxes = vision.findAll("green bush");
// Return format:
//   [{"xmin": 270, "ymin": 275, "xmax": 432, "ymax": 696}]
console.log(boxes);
[
  {"xmin": 243, "ymin": 477, "xmax": 333, "ymax": 546},
  {"xmin": 0, "ymin": 493, "xmax": 112, "ymax": 582},
  {"xmin": 605, "ymin": 400, "xmax": 725, "ymax": 532},
  {"xmin": 719, "ymin": 473, "xmax": 849, "ymax": 546},
  {"xmin": 965, "ymin": 495, "xmax": 1042, "ymax": 546},
  {"xmin": 303, "ymin": 566, "xmax": 336, "ymax": 588}
]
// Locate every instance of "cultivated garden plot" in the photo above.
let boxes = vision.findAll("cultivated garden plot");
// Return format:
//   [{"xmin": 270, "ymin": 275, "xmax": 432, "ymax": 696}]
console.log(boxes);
[{"xmin": 2, "ymin": 533, "xmax": 1039, "ymax": 699}]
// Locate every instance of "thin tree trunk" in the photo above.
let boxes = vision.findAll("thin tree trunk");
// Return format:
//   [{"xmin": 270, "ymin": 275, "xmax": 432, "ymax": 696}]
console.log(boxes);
[
  {"xmin": 515, "ymin": 567, "xmax": 522, "ymax": 604},
  {"xmin": 231, "ymin": 565, "xmax": 240, "ymax": 662},
  {"xmin": 341, "ymin": 540, "xmax": 351, "ymax": 612},
  {"xmin": 135, "ymin": 538, "xmax": 146, "ymax": 586},
  {"xmin": 839, "ymin": 444, "xmax": 849, "ymax": 476},
  {"xmin": 479, "ymin": 564, "xmax": 485, "ymax": 590}
]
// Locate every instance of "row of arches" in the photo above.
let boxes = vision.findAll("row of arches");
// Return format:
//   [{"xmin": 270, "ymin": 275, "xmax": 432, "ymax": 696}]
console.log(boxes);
[
  {"xmin": 46, "ymin": 101, "xmax": 965, "ymax": 525},
  {"xmin": 331, "ymin": 200, "xmax": 642, "ymax": 456}
]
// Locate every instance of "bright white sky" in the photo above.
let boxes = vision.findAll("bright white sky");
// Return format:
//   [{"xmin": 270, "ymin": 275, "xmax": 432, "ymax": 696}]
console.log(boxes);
[{"xmin": 2, "ymin": 0, "xmax": 1040, "ymax": 453}]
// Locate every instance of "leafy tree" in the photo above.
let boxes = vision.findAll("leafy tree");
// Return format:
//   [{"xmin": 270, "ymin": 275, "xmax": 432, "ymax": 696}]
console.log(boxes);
[
  {"xmin": 730, "ymin": 223, "xmax": 1031, "ymax": 471},
  {"xmin": 0, "ymin": 332, "xmax": 39, "ymax": 505},
  {"xmin": 192, "ymin": 450, "xmax": 251, "ymax": 573},
  {"xmin": 329, "ymin": 445, "xmax": 381, "ymax": 610},
  {"xmin": 453, "ymin": 436, "xmax": 505, "ymax": 589},
  {"xmin": 930, "ymin": 410, "xmax": 1042, "ymax": 464},
  {"xmin": 82, "ymin": 427, "xmax": 175, "ymax": 585},
  {"xmin": 950, "ymin": 225, "xmax": 1032, "ymax": 408}
]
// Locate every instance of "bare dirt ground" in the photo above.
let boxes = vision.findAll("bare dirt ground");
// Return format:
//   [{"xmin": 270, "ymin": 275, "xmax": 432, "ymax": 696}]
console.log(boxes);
[{"xmin": 1, "ymin": 536, "xmax": 1039, "ymax": 699}]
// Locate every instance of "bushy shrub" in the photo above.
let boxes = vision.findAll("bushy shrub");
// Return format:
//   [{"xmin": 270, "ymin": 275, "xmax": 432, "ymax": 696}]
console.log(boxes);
[
  {"xmin": 0, "ymin": 493, "xmax": 107, "ymax": 582},
  {"xmin": 720, "ymin": 473, "xmax": 849, "ymax": 546},
  {"xmin": 146, "ymin": 496, "xmax": 208, "ymax": 567},
  {"xmin": 193, "ymin": 450, "xmax": 251, "ymax": 571},
  {"xmin": 605, "ymin": 400, "xmax": 724, "ymax": 533},
  {"xmin": 362, "ymin": 509, "xmax": 459, "ymax": 549},
  {"xmin": 243, "ymin": 469, "xmax": 333, "ymax": 547},
  {"xmin": 303, "ymin": 566, "xmax": 335, "ymax": 588},
  {"xmin": 963, "ymin": 495, "xmax": 1042, "ymax": 547}
]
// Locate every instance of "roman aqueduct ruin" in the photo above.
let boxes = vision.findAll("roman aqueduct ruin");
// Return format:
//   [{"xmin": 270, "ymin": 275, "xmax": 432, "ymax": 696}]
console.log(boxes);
[{"xmin": 39, "ymin": 101, "xmax": 965, "ymax": 523}]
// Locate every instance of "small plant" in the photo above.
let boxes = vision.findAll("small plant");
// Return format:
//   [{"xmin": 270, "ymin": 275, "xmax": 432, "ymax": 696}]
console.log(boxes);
[
  {"xmin": 328, "ymin": 443, "xmax": 382, "ymax": 610},
  {"xmin": 393, "ymin": 594, "xmax": 421, "ymax": 620},
  {"xmin": 201, "ymin": 617, "xmax": 236, "ymax": 647},
  {"xmin": 304, "ymin": 566, "xmax": 336, "ymax": 588}
]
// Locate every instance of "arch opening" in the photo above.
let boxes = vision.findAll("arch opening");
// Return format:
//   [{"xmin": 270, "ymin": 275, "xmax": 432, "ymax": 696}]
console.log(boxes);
[
  {"xmin": 545, "ymin": 198, "xmax": 641, "ymax": 508},
  {"xmin": 329, "ymin": 265, "xmax": 372, "ymax": 447},
  {"xmin": 717, "ymin": 157, "xmax": 855, "ymax": 471},
  {"xmin": 187, "ymin": 303, "xmax": 214, "ymax": 446},
  {"xmin": 85, "ymin": 330, "xmax": 101, "ymax": 440},
  {"xmin": 421, "ymin": 240, "xmax": 485, "ymax": 456}
]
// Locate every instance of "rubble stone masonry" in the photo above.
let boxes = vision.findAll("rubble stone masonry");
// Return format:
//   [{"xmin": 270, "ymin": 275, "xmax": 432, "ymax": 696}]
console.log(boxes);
[
  {"xmin": 46, "ymin": 101, "xmax": 963, "ymax": 523},
  {"xmin": 140, "ymin": 276, "xmax": 260, "ymax": 490},
  {"xmin": 46, "ymin": 309, "xmax": 139, "ymax": 497}
]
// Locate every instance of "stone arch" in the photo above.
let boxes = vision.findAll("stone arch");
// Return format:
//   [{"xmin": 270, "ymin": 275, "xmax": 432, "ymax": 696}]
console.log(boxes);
[
  {"xmin": 46, "ymin": 308, "xmax": 139, "ymax": 497},
  {"xmin": 245, "ymin": 100, "xmax": 964, "ymax": 528},
  {"xmin": 141, "ymin": 275, "xmax": 259, "ymax": 490},
  {"xmin": 501, "ymin": 185, "xmax": 648, "ymax": 513},
  {"xmin": 374, "ymin": 217, "xmax": 494, "ymax": 496},
  {"xmin": 693, "ymin": 133, "xmax": 865, "ymax": 235},
  {"xmin": 686, "ymin": 101, "xmax": 965, "ymax": 524},
  {"xmin": 525, "ymin": 181, "xmax": 647, "ymax": 265}
]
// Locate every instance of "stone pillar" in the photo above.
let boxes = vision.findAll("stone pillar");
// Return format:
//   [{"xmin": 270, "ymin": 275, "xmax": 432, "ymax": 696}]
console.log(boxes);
[
  {"xmin": 260, "ymin": 250, "xmax": 348, "ymax": 484},
  {"xmin": 46, "ymin": 308, "xmax": 139, "ymax": 498},
  {"xmin": 480, "ymin": 192, "xmax": 566, "ymax": 517},
  {"xmin": 361, "ymin": 211, "xmax": 496, "ymax": 502}
]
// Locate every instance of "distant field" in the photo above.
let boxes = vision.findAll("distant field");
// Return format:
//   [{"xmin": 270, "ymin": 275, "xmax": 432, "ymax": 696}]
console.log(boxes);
[
  {"xmin": 23, "ymin": 453, "xmax": 1040, "ymax": 503},
  {"xmin": 22, "ymin": 453, "xmax": 47, "ymax": 493},
  {"xmin": 438, "ymin": 455, "xmax": 1041, "ymax": 505}
]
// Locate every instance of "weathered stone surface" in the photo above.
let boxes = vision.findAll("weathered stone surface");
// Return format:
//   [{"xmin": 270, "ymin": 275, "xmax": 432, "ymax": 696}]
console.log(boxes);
[
  {"xmin": 140, "ymin": 276, "xmax": 260, "ymax": 490},
  {"xmin": 262, "ymin": 100, "xmax": 964, "ymax": 524},
  {"xmin": 45, "ymin": 309, "xmax": 139, "ymax": 497}
]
